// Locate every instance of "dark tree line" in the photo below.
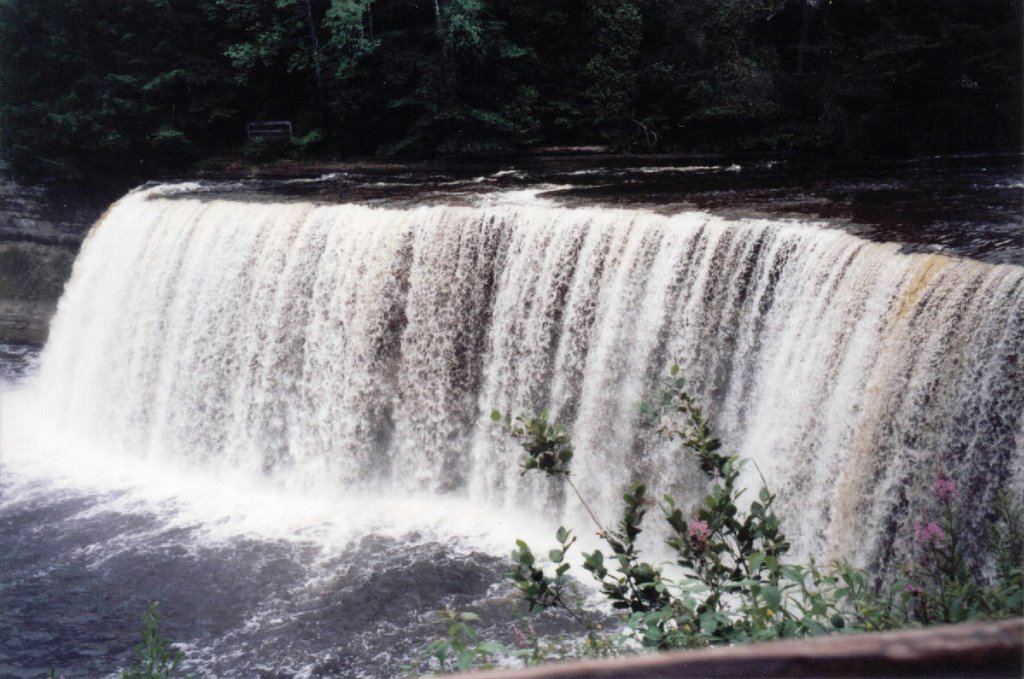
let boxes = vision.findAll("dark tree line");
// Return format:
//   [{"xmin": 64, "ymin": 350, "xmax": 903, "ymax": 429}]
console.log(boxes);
[{"xmin": 1, "ymin": 0, "xmax": 1020, "ymax": 184}]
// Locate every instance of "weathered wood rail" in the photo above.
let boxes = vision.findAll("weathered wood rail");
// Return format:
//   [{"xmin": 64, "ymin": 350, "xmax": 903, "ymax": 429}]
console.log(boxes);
[{"xmin": 485, "ymin": 618, "xmax": 1023, "ymax": 678}]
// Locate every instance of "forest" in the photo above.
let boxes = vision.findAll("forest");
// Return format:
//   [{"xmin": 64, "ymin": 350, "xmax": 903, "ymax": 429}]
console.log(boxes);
[{"xmin": 1, "ymin": 0, "xmax": 1021, "ymax": 187}]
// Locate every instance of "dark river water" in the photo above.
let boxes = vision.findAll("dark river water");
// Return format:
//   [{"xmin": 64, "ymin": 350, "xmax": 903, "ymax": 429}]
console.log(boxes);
[
  {"xmin": 0, "ymin": 480, "xmax": 518, "ymax": 678},
  {"xmin": 0, "ymin": 346, "xmax": 575, "ymax": 678},
  {"xmin": 187, "ymin": 152, "xmax": 1023, "ymax": 264}
]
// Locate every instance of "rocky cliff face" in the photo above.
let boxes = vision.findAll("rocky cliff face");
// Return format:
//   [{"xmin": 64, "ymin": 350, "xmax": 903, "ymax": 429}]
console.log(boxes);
[
  {"xmin": 0, "ymin": 164, "xmax": 111, "ymax": 343},
  {"xmin": 0, "ymin": 242, "xmax": 77, "ymax": 343},
  {"xmin": 0, "ymin": 163, "xmax": 111, "ymax": 243}
]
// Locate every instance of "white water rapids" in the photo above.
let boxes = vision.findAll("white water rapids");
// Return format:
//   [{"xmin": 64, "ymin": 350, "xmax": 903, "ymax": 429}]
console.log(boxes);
[{"xmin": 14, "ymin": 183, "xmax": 1024, "ymax": 574}]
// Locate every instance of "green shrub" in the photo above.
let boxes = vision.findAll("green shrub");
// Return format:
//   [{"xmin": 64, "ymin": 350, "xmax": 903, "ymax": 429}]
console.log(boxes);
[{"xmin": 488, "ymin": 365, "xmax": 1022, "ymax": 659}]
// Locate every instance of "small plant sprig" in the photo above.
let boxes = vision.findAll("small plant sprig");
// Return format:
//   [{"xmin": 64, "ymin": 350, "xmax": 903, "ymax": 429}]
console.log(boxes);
[
  {"xmin": 121, "ymin": 602, "xmax": 191, "ymax": 679},
  {"xmin": 987, "ymin": 493, "xmax": 1024, "ymax": 613},
  {"xmin": 510, "ymin": 526, "xmax": 582, "ymax": 618},
  {"xmin": 491, "ymin": 408, "xmax": 606, "ymax": 541},
  {"xmin": 418, "ymin": 607, "xmax": 622, "ymax": 675},
  {"xmin": 902, "ymin": 477, "xmax": 1024, "ymax": 624},
  {"xmin": 425, "ymin": 610, "xmax": 506, "ymax": 673},
  {"xmin": 494, "ymin": 408, "xmax": 662, "ymax": 641},
  {"xmin": 646, "ymin": 366, "xmax": 824, "ymax": 643},
  {"xmin": 492, "ymin": 409, "xmax": 573, "ymax": 478}
]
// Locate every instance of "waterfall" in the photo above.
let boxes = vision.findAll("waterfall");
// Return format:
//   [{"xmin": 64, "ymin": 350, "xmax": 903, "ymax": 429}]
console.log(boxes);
[{"xmin": 35, "ymin": 184, "xmax": 1024, "ymax": 572}]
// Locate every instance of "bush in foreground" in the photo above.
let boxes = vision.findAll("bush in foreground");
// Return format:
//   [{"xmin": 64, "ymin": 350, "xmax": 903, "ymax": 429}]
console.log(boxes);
[{"xmin": 436, "ymin": 365, "xmax": 1023, "ymax": 670}]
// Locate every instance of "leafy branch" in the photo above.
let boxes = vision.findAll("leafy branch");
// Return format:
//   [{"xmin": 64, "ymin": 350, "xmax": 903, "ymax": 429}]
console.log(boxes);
[{"xmin": 493, "ymin": 365, "xmax": 1023, "ymax": 654}]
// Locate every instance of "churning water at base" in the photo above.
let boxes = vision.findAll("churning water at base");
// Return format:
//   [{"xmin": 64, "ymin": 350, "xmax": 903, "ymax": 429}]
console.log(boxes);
[
  {"xmin": 2, "ymin": 182, "xmax": 1022, "ymax": 676},
  {"xmin": 2, "ymin": 365, "xmax": 565, "ymax": 677}
]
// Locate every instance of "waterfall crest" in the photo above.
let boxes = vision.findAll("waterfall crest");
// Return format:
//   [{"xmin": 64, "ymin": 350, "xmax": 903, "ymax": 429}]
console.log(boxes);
[{"xmin": 37, "ymin": 185, "xmax": 1024, "ymax": 569}]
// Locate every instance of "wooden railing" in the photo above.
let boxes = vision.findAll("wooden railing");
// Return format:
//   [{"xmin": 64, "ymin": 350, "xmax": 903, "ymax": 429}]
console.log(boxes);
[{"xmin": 481, "ymin": 618, "xmax": 1024, "ymax": 678}]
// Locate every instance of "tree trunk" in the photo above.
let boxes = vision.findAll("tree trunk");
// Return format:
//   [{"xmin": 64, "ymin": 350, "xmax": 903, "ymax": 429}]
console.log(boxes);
[
  {"xmin": 303, "ymin": 0, "xmax": 326, "ymax": 119},
  {"xmin": 432, "ymin": 0, "xmax": 454, "ymax": 98}
]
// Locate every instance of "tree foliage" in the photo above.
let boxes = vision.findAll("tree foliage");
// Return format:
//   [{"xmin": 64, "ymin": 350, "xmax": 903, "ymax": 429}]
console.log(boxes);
[{"xmin": 1, "ymin": 0, "xmax": 1020, "ymax": 184}]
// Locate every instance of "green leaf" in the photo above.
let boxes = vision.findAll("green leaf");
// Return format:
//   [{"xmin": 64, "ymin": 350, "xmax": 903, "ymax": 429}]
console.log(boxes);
[
  {"xmin": 762, "ymin": 585, "xmax": 782, "ymax": 610},
  {"xmin": 699, "ymin": 610, "xmax": 718, "ymax": 634},
  {"xmin": 780, "ymin": 565, "xmax": 805, "ymax": 584},
  {"xmin": 549, "ymin": 549, "xmax": 564, "ymax": 563},
  {"xmin": 457, "ymin": 649, "xmax": 475, "ymax": 671},
  {"xmin": 477, "ymin": 641, "xmax": 504, "ymax": 654},
  {"xmin": 802, "ymin": 622, "xmax": 827, "ymax": 639},
  {"xmin": 490, "ymin": 409, "xmax": 502, "ymax": 422}
]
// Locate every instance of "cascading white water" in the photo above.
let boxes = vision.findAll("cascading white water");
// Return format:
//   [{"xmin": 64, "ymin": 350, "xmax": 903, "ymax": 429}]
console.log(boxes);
[{"xmin": 31, "ymin": 184, "xmax": 1024, "ymax": 572}]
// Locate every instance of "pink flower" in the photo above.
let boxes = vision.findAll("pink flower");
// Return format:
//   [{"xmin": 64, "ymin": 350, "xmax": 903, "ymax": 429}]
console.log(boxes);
[
  {"xmin": 904, "ymin": 583, "xmax": 923, "ymax": 595},
  {"xmin": 914, "ymin": 521, "xmax": 943, "ymax": 542},
  {"xmin": 933, "ymin": 477, "xmax": 958, "ymax": 502},
  {"xmin": 688, "ymin": 520, "xmax": 712, "ymax": 548}
]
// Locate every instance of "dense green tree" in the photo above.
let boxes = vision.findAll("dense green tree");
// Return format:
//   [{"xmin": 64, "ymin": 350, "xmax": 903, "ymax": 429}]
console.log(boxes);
[
  {"xmin": 210, "ymin": 0, "xmax": 328, "ymax": 132},
  {"xmin": 489, "ymin": 0, "xmax": 587, "ymax": 142},
  {"xmin": 329, "ymin": 0, "xmax": 536, "ymax": 154},
  {"xmin": 0, "ymin": 0, "xmax": 236, "ymax": 182},
  {"xmin": 1, "ymin": 0, "xmax": 1019, "ymax": 182},
  {"xmin": 637, "ymin": 0, "xmax": 788, "ymax": 151},
  {"xmin": 580, "ymin": 0, "xmax": 642, "ymax": 142},
  {"xmin": 817, "ymin": 0, "xmax": 1023, "ymax": 157}
]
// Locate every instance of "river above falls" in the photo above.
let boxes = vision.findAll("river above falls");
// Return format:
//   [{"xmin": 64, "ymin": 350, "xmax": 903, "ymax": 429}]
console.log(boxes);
[{"xmin": 185, "ymin": 152, "xmax": 1023, "ymax": 265}]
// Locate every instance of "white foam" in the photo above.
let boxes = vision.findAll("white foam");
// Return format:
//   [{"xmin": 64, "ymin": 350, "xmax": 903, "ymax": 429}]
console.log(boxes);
[{"xmin": 16, "ymin": 183, "xmax": 1024, "ymax": 573}]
